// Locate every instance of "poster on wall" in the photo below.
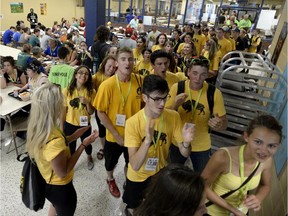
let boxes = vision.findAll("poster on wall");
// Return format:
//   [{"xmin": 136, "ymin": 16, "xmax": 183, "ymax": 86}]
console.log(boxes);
[
  {"xmin": 10, "ymin": 2, "xmax": 24, "ymax": 13},
  {"xmin": 40, "ymin": 3, "xmax": 47, "ymax": 15},
  {"xmin": 271, "ymin": 22, "xmax": 288, "ymax": 65}
]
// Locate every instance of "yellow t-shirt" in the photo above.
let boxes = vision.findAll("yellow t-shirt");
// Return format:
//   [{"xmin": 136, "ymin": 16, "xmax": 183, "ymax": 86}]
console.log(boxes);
[
  {"xmin": 248, "ymin": 36, "xmax": 261, "ymax": 53},
  {"xmin": 165, "ymin": 81, "xmax": 226, "ymax": 152},
  {"xmin": 133, "ymin": 48, "xmax": 144, "ymax": 64},
  {"xmin": 202, "ymin": 50, "xmax": 222, "ymax": 71},
  {"xmin": 151, "ymin": 44, "xmax": 163, "ymax": 52},
  {"xmin": 92, "ymin": 72, "xmax": 110, "ymax": 91},
  {"xmin": 134, "ymin": 59, "xmax": 153, "ymax": 76},
  {"xmin": 92, "ymin": 74, "xmax": 142, "ymax": 142},
  {"xmin": 177, "ymin": 43, "xmax": 185, "ymax": 54},
  {"xmin": 125, "ymin": 109, "xmax": 183, "ymax": 182},
  {"xmin": 203, "ymin": 34, "xmax": 210, "ymax": 42},
  {"xmin": 192, "ymin": 34, "xmax": 206, "ymax": 56},
  {"xmin": 228, "ymin": 37, "xmax": 236, "ymax": 51},
  {"xmin": 218, "ymin": 38, "xmax": 232, "ymax": 58},
  {"xmin": 150, "ymin": 70, "xmax": 179, "ymax": 89},
  {"xmin": 63, "ymin": 88, "xmax": 96, "ymax": 126},
  {"xmin": 176, "ymin": 71, "xmax": 188, "ymax": 81},
  {"xmin": 36, "ymin": 128, "xmax": 74, "ymax": 185}
]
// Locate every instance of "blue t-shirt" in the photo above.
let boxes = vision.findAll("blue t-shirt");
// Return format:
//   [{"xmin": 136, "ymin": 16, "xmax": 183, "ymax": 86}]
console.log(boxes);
[
  {"xmin": 3, "ymin": 29, "xmax": 14, "ymax": 45},
  {"xmin": 44, "ymin": 44, "xmax": 61, "ymax": 57},
  {"xmin": 13, "ymin": 32, "xmax": 21, "ymax": 43}
]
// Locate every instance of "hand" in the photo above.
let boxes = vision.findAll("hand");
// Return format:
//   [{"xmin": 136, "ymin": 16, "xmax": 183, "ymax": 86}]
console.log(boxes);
[
  {"xmin": 243, "ymin": 195, "xmax": 261, "ymax": 212},
  {"xmin": 182, "ymin": 123, "xmax": 195, "ymax": 143},
  {"xmin": 0, "ymin": 69, "xmax": 6, "ymax": 75},
  {"xmin": 145, "ymin": 117, "xmax": 155, "ymax": 145},
  {"xmin": 173, "ymin": 93, "xmax": 188, "ymax": 110},
  {"xmin": 114, "ymin": 134, "xmax": 124, "ymax": 146},
  {"xmin": 67, "ymin": 126, "xmax": 90, "ymax": 143},
  {"xmin": 82, "ymin": 129, "xmax": 99, "ymax": 146},
  {"xmin": 208, "ymin": 113, "xmax": 223, "ymax": 130},
  {"xmin": 78, "ymin": 96, "xmax": 89, "ymax": 105}
]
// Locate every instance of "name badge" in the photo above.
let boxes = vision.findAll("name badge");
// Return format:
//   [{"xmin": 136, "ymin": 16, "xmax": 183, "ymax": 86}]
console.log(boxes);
[
  {"xmin": 116, "ymin": 114, "xmax": 126, "ymax": 127},
  {"xmin": 145, "ymin": 157, "xmax": 159, "ymax": 171},
  {"xmin": 80, "ymin": 116, "xmax": 88, "ymax": 126}
]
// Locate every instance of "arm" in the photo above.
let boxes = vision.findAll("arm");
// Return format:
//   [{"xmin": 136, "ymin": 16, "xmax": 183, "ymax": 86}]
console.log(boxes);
[
  {"xmin": 128, "ymin": 118, "xmax": 154, "ymax": 171},
  {"xmin": 201, "ymin": 149, "xmax": 245, "ymax": 216},
  {"xmin": 169, "ymin": 93, "xmax": 188, "ymax": 110},
  {"xmin": 97, "ymin": 110, "xmax": 124, "ymax": 145},
  {"xmin": 78, "ymin": 96, "xmax": 95, "ymax": 115},
  {"xmin": 9, "ymin": 72, "xmax": 27, "ymax": 88},
  {"xmin": 208, "ymin": 113, "xmax": 228, "ymax": 131},
  {"xmin": 0, "ymin": 71, "xmax": 7, "ymax": 89},
  {"xmin": 50, "ymin": 130, "xmax": 99, "ymax": 178},
  {"xmin": 177, "ymin": 123, "xmax": 195, "ymax": 157},
  {"xmin": 243, "ymin": 158, "xmax": 272, "ymax": 212}
]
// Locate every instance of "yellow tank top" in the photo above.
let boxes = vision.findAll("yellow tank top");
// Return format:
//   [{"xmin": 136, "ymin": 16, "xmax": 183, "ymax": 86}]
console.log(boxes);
[{"xmin": 208, "ymin": 147, "xmax": 261, "ymax": 216}]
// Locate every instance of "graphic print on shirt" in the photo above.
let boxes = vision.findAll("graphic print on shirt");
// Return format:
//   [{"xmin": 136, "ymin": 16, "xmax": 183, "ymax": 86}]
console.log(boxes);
[
  {"xmin": 182, "ymin": 100, "xmax": 205, "ymax": 115},
  {"xmin": 141, "ymin": 130, "xmax": 167, "ymax": 147},
  {"xmin": 69, "ymin": 98, "xmax": 86, "ymax": 109}
]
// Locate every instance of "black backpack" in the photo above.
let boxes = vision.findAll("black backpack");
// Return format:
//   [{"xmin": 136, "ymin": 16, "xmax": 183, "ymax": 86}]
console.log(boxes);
[
  {"xmin": 92, "ymin": 43, "xmax": 109, "ymax": 73},
  {"xmin": 177, "ymin": 80, "xmax": 216, "ymax": 118},
  {"xmin": 17, "ymin": 138, "xmax": 55, "ymax": 211}
]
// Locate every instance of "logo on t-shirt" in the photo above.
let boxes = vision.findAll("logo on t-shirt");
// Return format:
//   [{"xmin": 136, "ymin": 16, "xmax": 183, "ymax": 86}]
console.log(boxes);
[
  {"xmin": 142, "ymin": 130, "xmax": 167, "ymax": 147},
  {"xmin": 182, "ymin": 100, "xmax": 205, "ymax": 115},
  {"xmin": 69, "ymin": 98, "xmax": 86, "ymax": 109}
]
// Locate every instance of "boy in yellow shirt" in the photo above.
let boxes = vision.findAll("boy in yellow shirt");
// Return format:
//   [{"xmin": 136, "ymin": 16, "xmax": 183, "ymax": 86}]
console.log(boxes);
[{"xmin": 122, "ymin": 74, "xmax": 195, "ymax": 214}]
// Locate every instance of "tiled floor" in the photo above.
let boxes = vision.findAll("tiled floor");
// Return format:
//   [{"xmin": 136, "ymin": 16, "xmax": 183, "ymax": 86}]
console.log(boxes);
[{"xmin": 0, "ymin": 117, "xmax": 126, "ymax": 216}]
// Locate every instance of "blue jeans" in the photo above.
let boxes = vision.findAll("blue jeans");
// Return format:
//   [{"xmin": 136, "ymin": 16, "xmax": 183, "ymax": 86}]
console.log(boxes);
[{"xmin": 169, "ymin": 144, "xmax": 211, "ymax": 173}]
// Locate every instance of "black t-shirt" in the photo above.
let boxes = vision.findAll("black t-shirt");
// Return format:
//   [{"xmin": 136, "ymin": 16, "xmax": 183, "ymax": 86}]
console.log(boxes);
[
  {"xmin": 235, "ymin": 37, "xmax": 246, "ymax": 51},
  {"xmin": 4, "ymin": 68, "xmax": 23, "ymax": 84},
  {"xmin": 77, "ymin": 52, "xmax": 92, "ymax": 69},
  {"xmin": 27, "ymin": 13, "xmax": 38, "ymax": 26}
]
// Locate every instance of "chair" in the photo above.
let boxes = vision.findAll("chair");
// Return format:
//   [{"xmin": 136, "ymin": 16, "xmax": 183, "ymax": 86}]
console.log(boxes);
[{"xmin": 6, "ymin": 116, "xmax": 28, "ymax": 156}]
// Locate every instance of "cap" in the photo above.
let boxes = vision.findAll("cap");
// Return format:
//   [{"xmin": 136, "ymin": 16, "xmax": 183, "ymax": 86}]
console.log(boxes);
[
  {"xmin": 232, "ymin": 28, "xmax": 240, "ymax": 33},
  {"xmin": 125, "ymin": 27, "xmax": 133, "ymax": 37},
  {"xmin": 222, "ymin": 26, "xmax": 231, "ymax": 32}
]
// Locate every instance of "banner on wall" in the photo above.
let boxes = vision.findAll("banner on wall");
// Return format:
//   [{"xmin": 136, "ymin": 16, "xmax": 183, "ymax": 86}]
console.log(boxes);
[
  {"xmin": 10, "ymin": 2, "xmax": 24, "ymax": 13},
  {"xmin": 271, "ymin": 22, "xmax": 288, "ymax": 65},
  {"xmin": 40, "ymin": 3, "xmax": 47, "ymax": 15}
]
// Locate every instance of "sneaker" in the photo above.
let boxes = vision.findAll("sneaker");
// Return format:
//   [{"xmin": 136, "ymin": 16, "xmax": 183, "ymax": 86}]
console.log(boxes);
[
  {"xmin": 107, "ymin": 179, "xmax": 120, "ymax": 198},
  {"xmin": 87, "ymin": 157, "xmax": 94, "ymax": 170}
]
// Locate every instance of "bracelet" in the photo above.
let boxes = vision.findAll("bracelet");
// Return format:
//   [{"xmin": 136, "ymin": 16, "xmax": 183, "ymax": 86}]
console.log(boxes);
[
  {"xmin": 80, "ymin": 143, "xmax": 87, "ymax": 149},
  {"xmin": 182, "ymin": 142, "xmax": 191, "ymax": 149}
]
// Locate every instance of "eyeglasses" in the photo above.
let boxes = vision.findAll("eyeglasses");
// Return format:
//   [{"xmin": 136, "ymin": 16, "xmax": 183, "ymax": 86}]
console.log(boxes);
[
  {"xmin": 77, "ymin": 71, "xmax": 89, "ymax": 76},
  {"xmin": 189, "ymin": 58, "xmax": 210, "ymax": 67},
  {"xmin": 147, "ymin": 94, "xmax": 170, "ymax": 103}
]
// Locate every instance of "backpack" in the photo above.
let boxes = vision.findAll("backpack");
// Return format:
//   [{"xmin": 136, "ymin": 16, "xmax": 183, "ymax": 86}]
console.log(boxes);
[
  {"xmin": 17, "ymin": 139, "xmax": 55, "ymax": 211},
  {"xmin": 92, "ymin": 43, "xmax": 109, "ymax": 74},
  {"xmin": 177, "ymin": 80, "xmax": 215, "ymax": 118}
]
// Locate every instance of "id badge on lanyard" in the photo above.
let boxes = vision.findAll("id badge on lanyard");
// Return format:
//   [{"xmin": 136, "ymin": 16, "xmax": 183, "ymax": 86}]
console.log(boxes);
[{"xmin": 145, "ymin": 157, "xmax": 159, "ymax": 171}]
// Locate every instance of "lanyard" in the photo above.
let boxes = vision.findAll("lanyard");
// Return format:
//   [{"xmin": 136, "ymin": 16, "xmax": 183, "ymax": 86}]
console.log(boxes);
[
  {"xmin": 143, "ymin": 111, "xmax": 164, "ymax": 155},
  {"xmin": 187, "ymin": 81, "xmax": 203, "ymax": 121},
  {"xmin": 116, "ymin": 74, "xmax": 132, "ymax": 112},
  {"xmin": 81, "ymin": 52, "xmax": 87, "ymax": 62},
  {"xmin": 8, "ymin": 70, "xmax": 17, "ymax": 83}
]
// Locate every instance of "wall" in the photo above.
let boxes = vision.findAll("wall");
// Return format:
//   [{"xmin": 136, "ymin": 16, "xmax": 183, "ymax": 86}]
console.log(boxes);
[
  {"xmin": 0, "ymin": 0, "xmax": 84, "ymax": 31},
  {"xmin": 250, "ymin": 1, "xmax": 287, "ymax": 216}
]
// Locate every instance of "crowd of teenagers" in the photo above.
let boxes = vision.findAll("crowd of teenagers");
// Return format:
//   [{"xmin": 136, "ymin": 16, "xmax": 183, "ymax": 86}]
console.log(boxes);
[{"xmin": 0, "ymin": 10, "xmax": 281, "ymax": 216}]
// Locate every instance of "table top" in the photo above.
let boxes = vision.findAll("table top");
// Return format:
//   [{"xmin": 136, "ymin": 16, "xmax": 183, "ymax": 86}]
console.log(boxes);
[
  {"xmin": 0, "ymin": 45, "xmax": 21, "ymax": 60},
  {"xmin": 0, "ymin": 86, "xmax": 31, "ymax": 116}
]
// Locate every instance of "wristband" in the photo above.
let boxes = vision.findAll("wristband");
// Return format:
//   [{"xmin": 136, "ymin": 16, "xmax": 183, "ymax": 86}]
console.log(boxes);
[{"xmin": 80, "ymin": 143, "xmax": 87, "ymax": 148}]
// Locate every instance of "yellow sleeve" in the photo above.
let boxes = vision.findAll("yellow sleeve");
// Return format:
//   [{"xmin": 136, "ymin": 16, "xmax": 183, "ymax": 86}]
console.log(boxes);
[
  {"xmin": 43, "ymin": 137, "xmax": 66, "ymax": 162},
  {"xmin": 213, "ymin": 88, "xmax": 226, "ymax": 117},
  {"xmin": 226, "ymin": 40, "xmax": 232, "ymax": 53},
  {"xmin": 124, "ymin": 112, "xmax": 143, "ymax": 148},
  {"xmin": 211, "ymin": 53, "xmax": 220, "ymax": 71},
  {"xmin": 177, "ymin": 43, "xmax": 184, "ymax": 54},
  {"xmin": 92, "ymin": 79, "xmax": 110, "ymax": 112},
  {"xmin": 151, "ymin": 45, "xmax": 156, "ymax": 52}
]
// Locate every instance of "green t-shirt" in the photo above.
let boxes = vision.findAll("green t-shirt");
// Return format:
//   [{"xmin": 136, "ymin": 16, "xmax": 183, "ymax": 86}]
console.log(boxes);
[
  {"xmin": 29, "ymin": 35, "xmax": 40, "ymax": 47},
  {"xmin": 17, "ymin": 52, "xmax": 30, "ymax": 71},
  {"xmin": 48, "ymin": 64, "xmax": 74, "ymax": 89}
]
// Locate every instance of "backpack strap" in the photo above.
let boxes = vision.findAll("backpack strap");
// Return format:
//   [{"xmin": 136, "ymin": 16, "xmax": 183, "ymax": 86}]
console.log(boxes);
[
  {"xmin": 207, "ymin": 84, "xmax": 216, "ymax": 118},
  {"xmin": 177, "ymin": 80, "xmax": 185, "ymax": 95}
]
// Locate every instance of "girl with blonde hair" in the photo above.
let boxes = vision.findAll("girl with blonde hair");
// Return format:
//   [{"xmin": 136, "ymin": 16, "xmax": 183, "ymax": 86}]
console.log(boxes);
[{"xmin": 26, "ymin": 83, "xmax": 98, "ymax": 215}]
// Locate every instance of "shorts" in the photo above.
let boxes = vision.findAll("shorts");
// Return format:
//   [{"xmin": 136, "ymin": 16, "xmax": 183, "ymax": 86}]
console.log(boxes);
[
  {"xmin": 122, "ymin": 177, "xmax": 151, "ymax": 209},
  {"xmin": 104, "ymin": 140, "xmax": 129, "ymax": 171}
]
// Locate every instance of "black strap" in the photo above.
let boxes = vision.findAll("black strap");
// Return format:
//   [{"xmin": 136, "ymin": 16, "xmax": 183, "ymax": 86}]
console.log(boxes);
[
  {"xmin": 177, "ymin": 80, "xmax": 185, "ymax": 95},
  {"xmin": 207, "ymin": 84, "xmax": 215, "ymax": 118},
  {"xmin": 206, "ymin": 162, "xmax": 261, "ymax": 207}
]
